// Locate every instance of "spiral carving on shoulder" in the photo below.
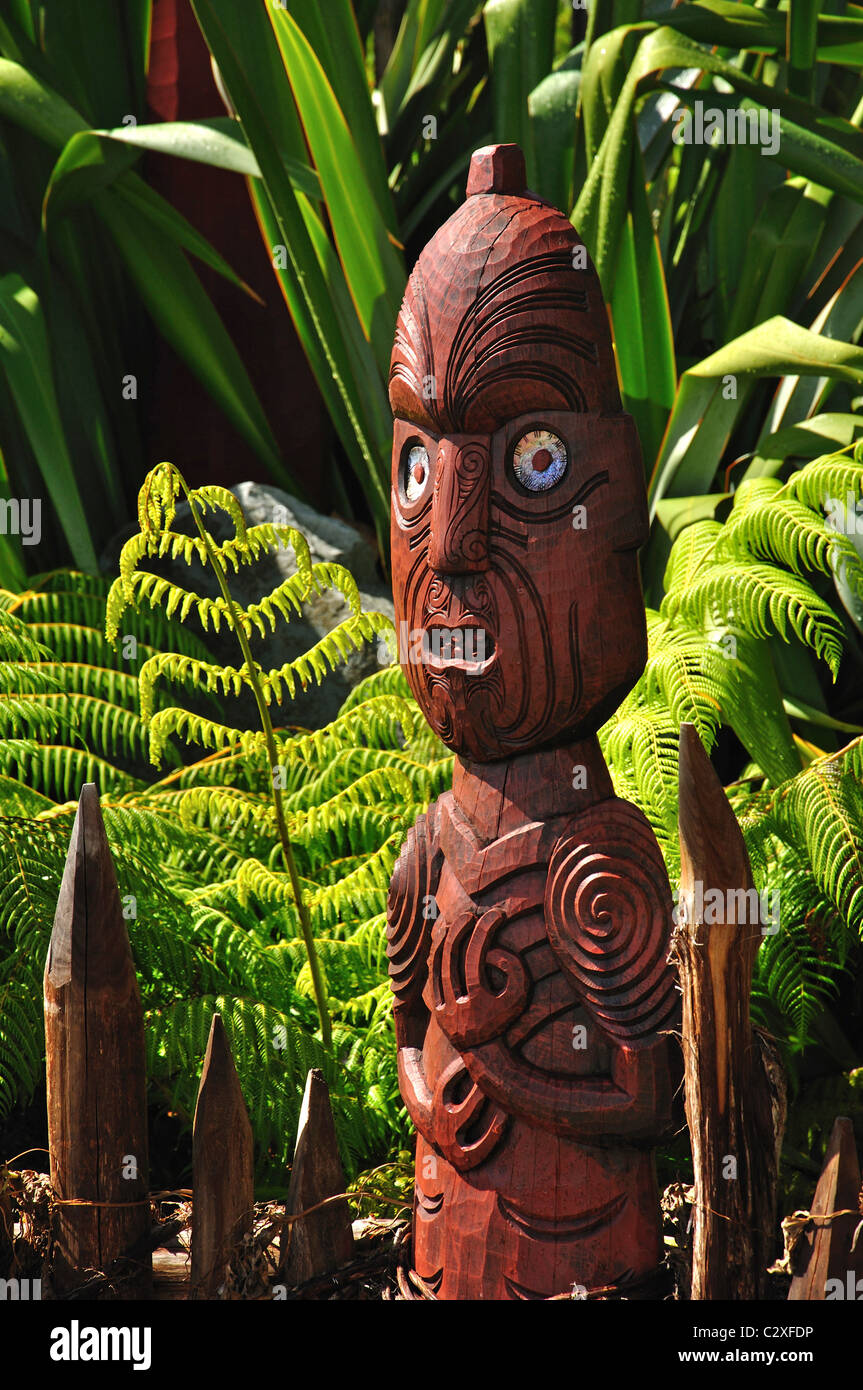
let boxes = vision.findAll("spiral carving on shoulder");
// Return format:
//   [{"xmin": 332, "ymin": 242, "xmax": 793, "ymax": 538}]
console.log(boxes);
[{"xmin": 545, "ymin": 800, "xmax": 679, "ymax": 1042}]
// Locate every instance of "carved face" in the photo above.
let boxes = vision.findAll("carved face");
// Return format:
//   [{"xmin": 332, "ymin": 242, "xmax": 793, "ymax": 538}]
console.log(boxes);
[{"xmin": 389, "ymin": 160, "xmax": 649, "ymax": 762}]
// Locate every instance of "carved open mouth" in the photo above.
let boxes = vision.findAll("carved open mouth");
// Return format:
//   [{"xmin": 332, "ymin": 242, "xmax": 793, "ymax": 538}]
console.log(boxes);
[{"xmin": 423, "ymin": 625, "xmax": 496, "ymax": 674}]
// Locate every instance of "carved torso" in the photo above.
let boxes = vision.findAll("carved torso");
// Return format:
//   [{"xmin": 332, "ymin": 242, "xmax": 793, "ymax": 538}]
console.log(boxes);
[{"xmin": 388, "ymin": 741, "xmax": 678, "ymax": 1298}]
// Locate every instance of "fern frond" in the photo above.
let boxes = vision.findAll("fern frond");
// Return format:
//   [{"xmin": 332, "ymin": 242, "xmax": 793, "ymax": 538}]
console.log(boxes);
[
  {"xmin": 721, "ymin": 480, "xmax": 863, "ymax": 600},
  {"xmin": 26, "ymin": 622, "xmax": 159, "ymax": 668},
  {"xmin": 0, "ymin": 743, "xmax": 140, "ymax": 800},
  {"xmin": 338, "ymin": 661, "xmax": 413, "ymax": 711},
  {"xmin": 752, "ymin": 923, "xmax": 843, "ymax": 1043},
  {"xmin": 661, "ymin": 560, "xmax": 844, "ymax": 675},
  {"xmin": 785, "ymin": 455, "xmax": 863, "ymax": 513},
  {"xmin": 138, "ymin": 651, "xmax": 247, "ymax": 721},
  {"xmin": 276, "ymin": 695, "xmax": 417, "ymax": 763},
  {"xmin": 772, "ymin": 751, "xmax": 863, "ymax": 934},
  {"xmin": 171, "ymin": 785, "xmax": 275, "ymax": 836},
  {"xmin": 601, "ymin": 711, "xmax": 680, "ymax": 829},
  {"xmin": 662, "ymin": 519, "xmax": 723, "ymax": 593},
  {"xmin": 106, "ymin": 571, "xmax": 230, "ymax": 640},
  {"xmin": 2, "ymin": 693, "xmax": 164, "ymax": 765},
  {"xmin": 258, "ymin": 612, "xmax": 393, "ymax": 701},
  {"xmin": 23, "ymin": 662, "xmax": 141, "ymax": 706},
  {"xmin": 146, "ymin": 707, "xmax": 267, "ymax": 766},
  {"xmin": 187, "ymin": 484, "xmax": 249, "ymax": 538},
  {"xmin": 640, "ymin": 623, "xmax": 723, "ymax": 747},
  {"xmin": 309, "ymin": 834, "xmax": 401, "ymax": 928},
  {"xmin": 137, "ymin": 460, "xmax": 182, "ymax": 533},
  {"xmin": 212, "ymin": 522, "xmax": 313, "ymax": 578}
]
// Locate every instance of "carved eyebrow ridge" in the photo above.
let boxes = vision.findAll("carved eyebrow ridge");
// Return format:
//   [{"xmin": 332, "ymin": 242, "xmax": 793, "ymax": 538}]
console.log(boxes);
[
  {"xmin": 445, "ymin": 249, "xmax": 584, "ymax": 426},
  {"xmin": 456, "ymin": 360, "xmax": 588, "ymax": 421},
  {"xmin": 490, "ymin": 469, "xmax": 609, "ymax": 523}
]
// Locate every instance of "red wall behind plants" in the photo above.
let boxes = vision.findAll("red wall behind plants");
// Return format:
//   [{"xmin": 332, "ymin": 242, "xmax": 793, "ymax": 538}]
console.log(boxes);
[{"xmin": 144, "ymin": 0, "xmax": 329, "ymax": 505}]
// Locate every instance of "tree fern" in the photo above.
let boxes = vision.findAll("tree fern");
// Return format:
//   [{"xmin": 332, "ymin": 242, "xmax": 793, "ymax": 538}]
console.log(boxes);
[
  {"xmin": 106, "ymin": 462, "xmax": 401, "ymax": 1048},
  {"xmin": 751, "ymin": 858, "xmax": 846, "ymax": 1047},
  {"xmin": 0, "ymin": 468, "xmax": 442, "ymax": 1179},
  {"xmin": 603, "ymin": 446, "xmax": 863, "ymax": 1060}
]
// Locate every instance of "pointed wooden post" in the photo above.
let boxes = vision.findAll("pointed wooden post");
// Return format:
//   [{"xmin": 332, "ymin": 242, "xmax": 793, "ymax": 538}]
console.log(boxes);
[
  {"xmin": 789, "ymin": 1116, "xmax": 863, "ymax": 1300},
  {"xmin": 281, "ymin": 1068, "xmax": 353, "ymax": 1286},
  {"xmin": 44, "ymin": 783, "xmax": 151, "ymax": 1297},
  {"xmin": 191, "ymin": 1014, "xmax": 255, "ymax": 1298},
  {"xmin": 671, "ymin": 724, "xmax": 785, "ymax": 1299},
  {"xmin": 0, "ymin": 1180, "xmax": 12, "ymax": 1278}
]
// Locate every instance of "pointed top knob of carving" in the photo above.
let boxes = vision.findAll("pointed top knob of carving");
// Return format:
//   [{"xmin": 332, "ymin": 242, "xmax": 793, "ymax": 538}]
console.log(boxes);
[{"xmin": 466, "ymin": 143, "xmax": 526, "ymax": 197}]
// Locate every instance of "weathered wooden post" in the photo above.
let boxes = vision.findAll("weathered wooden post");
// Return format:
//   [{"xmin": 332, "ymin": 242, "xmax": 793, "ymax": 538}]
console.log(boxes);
[
  {"xmin": 190, "ymin": 1013, "xmax": 254, "ymax": 1298},
  {"xmin": 44, "ymin": 783, "xmax": 151, "ymax": 1297},
  {"xmin": 0, "ymin": 1174, "xmax": 12, "ymax": 1278},
  {"xmin": 386, "ymin": 143, "xmax": 680, "ymax": 1299},
  {"xmin": 672, "ymin": 723, "xmax": 785, "ymax": 1299},
  {"xmin": 788, "ymin": 1116, "xmax": 863, "ymax": 1300},
  {"xmin": 280, "ymin": 1068, "xmax": 353, "ymax": 1286}
]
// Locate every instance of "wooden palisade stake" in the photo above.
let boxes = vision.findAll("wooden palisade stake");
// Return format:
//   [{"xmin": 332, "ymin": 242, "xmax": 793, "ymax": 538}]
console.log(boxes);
[
  {"xmin": 788, "ymin": 1116, "xmax": 863, "ymax": 1300},
  {"xmin": 672, "ymin": 723, "xmax": 785, "ymax": 1299},
  {"xmin": 280, "ymin": 1068, "xmax": 353, "ymax": 1286},
  {"xmin": 191, "ymin": 1013, "xmax": 255, "ymax": 1298},
  {"xmin": 44, "ymin": 782, "xmax": 151, "ymax": 1297},
  {"xmin": 0, "ymin": 1178, "xmax": 12, "ymax": 1278}
]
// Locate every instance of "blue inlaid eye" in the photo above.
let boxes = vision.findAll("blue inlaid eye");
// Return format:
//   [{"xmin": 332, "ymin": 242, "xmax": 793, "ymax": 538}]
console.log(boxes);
[{"xmin": 512, "ymin": 429, "xmax": 568, "ymax": 491}]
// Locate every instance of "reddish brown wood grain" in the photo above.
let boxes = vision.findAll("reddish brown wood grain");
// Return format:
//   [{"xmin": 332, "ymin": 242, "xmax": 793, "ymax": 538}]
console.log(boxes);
[
  {"xmin": 672, "ymin": 723, "xmax": 785, "ymax": 1299},
  {"xmin": 190, "ymin": 1014, "xmax": 254, "ymax": 1299},
  {"xmin": 44, "ymin": 784, "xmax": 151, "ymax": 1298},
  {"xmin": 280, "ymin": 1068, "xmax": 354, "ymax": 1286},
  {"xmin": 788, "ymin": 1116, "xmax": 863, "ymax": 1300},
  {"xmin": 387, "ymin": 145, "xmax": 680, "ymax": 1299}
]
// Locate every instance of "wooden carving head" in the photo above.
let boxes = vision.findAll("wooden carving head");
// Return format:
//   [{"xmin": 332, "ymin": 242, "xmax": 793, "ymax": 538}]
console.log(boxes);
[{"xmin": 389, "ymin": 144, "xmax": 648, "ymax": 762}]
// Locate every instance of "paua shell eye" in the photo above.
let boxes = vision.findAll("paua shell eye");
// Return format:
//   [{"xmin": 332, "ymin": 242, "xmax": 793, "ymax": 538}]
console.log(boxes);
[
  {"xmin": 403, "ymin": 443, "xmax": 431, "ymax": 502},
  {"xmin": 512, "ymin": 429, "xmax": 568, "ymax": 492}
]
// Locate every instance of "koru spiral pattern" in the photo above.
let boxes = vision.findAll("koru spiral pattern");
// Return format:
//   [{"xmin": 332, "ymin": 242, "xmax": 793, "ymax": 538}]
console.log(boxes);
[{"xmin": 544, "ymin": 799, "xmax": 679, "ymax": 1043}]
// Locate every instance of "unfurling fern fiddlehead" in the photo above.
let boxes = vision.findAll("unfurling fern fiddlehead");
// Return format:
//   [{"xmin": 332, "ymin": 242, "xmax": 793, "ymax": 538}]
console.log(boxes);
[{"xmin": 105, "ymin": 463, "xmax": 393, "ymax": 1049}]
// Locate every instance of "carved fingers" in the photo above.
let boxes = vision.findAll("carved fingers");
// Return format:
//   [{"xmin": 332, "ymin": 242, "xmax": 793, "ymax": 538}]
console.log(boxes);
[
  {"xmin": 431, "ymin": 1057, "xmax": 509, "ymax": 1171},
  {"xmin": 425, "ymin": 904, "xmax": 529, "ymax": 1049}
]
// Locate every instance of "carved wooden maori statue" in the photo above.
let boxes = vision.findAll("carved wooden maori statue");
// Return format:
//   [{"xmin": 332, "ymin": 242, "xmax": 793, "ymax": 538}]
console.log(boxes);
[{"xmin": 386, "ymin": 143, "xmax": 680, "ymax": 1300}]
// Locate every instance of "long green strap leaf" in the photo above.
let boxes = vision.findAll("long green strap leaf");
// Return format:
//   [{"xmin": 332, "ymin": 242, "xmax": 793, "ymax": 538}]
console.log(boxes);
[
  {"xmin": 280, "ymin": 0, "xmax": 396, "ymax": 236},
  {"xmin": 191, "ymin": 0, "xmax": 394, "ymax": 547},
  {"xmin": 576, "ymin": 27, "xmax": 863, "ymax": 289},
  {"xmin": 650, "ymin": 317, "xmax": 863, "ymax": 511},
  {"xmin": 483, "ymin": 0, "xmax": 558, "ymax": 188},
  {"xmin": 0, "ymin": 274, "xmax": 97, "ymax": 571},
  {"xmin": 267, "ymin": 7, "xmax": 405, "ymax": 376}
]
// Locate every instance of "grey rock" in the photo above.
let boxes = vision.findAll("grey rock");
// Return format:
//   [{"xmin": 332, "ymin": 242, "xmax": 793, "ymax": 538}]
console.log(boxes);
[{"xmin": 102, "ymin": 482, "xmax": 394, "ymax": 730}]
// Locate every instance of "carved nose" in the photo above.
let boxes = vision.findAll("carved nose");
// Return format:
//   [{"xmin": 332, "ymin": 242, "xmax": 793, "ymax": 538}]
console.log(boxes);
[{"xmin": 428, "ymin": 438, "xmax": 491, "ymax": 574}]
